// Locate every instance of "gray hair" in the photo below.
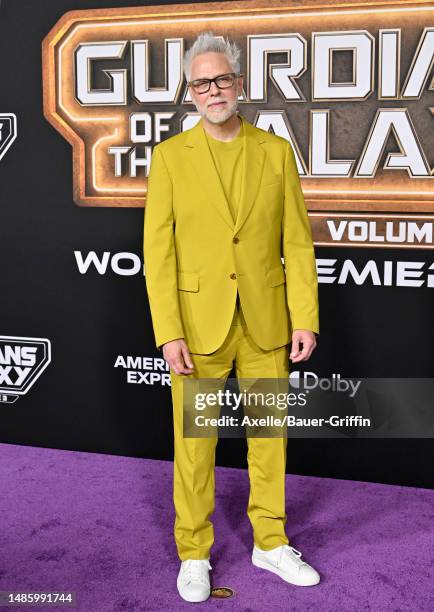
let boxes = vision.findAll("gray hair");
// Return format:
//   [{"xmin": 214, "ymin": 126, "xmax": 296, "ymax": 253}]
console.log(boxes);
[{"xmin": 183, "ymin": 30, "xmax": 241, "ymax": 82}]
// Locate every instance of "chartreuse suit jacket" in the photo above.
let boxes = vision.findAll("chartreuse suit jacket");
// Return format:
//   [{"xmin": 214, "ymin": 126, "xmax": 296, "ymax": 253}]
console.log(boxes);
[{"xmin": 143, "ymin": 113, "xmax": 319, "ymax": 354}]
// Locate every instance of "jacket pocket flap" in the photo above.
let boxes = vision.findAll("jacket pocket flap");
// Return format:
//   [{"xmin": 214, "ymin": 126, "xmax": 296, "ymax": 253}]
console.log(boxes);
[
  {"xmin": 177, "ymin": 271, "xmax": 199, "ymax": 292},
  {"xmin": 267, "ymin": 265, "xmax": 286, "ymax": 287}
]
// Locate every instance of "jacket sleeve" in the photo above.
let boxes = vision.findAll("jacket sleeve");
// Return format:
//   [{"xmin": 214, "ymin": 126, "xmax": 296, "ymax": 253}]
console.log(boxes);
[
  {"xmin": 282, "ymin": 142, "xmax": 319, "ymax": 335},
  {"xmin": 143, "ymin": 144, "xmax": 185, "ymax": 350}
]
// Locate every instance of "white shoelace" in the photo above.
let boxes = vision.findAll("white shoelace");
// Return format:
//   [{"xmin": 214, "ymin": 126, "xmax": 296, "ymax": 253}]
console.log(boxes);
[
  {"xmin": 280, "ymin": 545, "xmax": 307, "ymax": 569},
  {"xmin": 182, "ymin": 559, "xmax": 212, "ymax": 585}
]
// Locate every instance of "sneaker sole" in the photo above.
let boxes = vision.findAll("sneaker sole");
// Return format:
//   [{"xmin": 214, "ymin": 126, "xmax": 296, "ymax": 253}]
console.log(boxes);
[
  {"xmin": 252, "ymin": 555, "xmax": 320, "ymax": 587},
  {"xmin": 177, "ymin": 582, "xmax": 210, "ymax": 603}
]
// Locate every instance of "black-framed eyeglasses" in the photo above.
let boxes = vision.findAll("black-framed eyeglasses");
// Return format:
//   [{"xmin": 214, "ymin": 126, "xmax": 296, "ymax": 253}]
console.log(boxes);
[{"xmin": 188, "ymin": 72, "xmax": 243, "ymax": 94}]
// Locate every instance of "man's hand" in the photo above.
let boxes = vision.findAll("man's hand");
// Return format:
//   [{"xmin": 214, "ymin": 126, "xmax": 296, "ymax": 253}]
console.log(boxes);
[
  {"xmin": 162, "ymin": 339, "xmax": 195, "ymax": 375},
  {"xmin": 289, "ymin": 329, "xmax": 317, "ymax": 363}
]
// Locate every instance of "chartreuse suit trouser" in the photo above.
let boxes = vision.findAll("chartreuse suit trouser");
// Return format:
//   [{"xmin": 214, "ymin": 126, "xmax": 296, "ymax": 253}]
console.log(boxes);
[{"xmin": 170, "ymin": 295, "xmax": 290, "ymax": 561}]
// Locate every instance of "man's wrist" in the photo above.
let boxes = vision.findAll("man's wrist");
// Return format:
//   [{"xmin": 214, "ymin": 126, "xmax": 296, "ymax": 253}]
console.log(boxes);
[{"xmin": 158, "ymin": 337, "xmax": 184, "ymax": 350}]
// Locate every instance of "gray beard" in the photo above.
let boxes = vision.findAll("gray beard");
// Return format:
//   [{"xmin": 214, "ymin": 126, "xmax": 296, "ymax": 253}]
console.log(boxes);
[{"xmin": 198, "ymin": 99, "xmax": 239, "ymax": 125}]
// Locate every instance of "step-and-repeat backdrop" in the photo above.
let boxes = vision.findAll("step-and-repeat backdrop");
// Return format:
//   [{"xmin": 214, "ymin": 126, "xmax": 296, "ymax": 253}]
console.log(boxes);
[{"xmin": 0, "ymin": 0, "xmax": 433, "ymax": 487}]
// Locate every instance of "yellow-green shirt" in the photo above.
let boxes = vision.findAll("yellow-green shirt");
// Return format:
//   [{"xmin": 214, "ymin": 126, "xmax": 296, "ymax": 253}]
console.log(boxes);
[{"xmin": 204, "ymin": 116, "xmax": 245, "ymax": 224}]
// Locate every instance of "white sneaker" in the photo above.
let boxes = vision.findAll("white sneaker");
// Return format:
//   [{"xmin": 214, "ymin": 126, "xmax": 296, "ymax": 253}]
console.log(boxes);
[
  {"xmin": 252, "ymin": 544, "xmax": 320, "ymax": 586},
  {"xmin": 177, "ymin": 558, "xmax": 212, "ymax": 602}
]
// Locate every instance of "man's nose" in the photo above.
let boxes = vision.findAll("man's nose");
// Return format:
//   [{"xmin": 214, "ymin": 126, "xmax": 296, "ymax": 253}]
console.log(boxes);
[{"xmin": 209, "ymin": 80, "xmax": 220, "ymax": 95}]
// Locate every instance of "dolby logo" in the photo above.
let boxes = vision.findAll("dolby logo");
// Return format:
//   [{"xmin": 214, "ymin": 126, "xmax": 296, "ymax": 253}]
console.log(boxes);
[{"xmin": 289, "ymin": 371, "xmax": 361, "ymax": 398}]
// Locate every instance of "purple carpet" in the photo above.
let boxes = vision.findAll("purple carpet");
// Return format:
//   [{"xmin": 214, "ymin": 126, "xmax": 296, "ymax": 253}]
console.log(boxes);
[{"xmin": 0, "ymin": 443, "xmax": 432, "ymax": 611}]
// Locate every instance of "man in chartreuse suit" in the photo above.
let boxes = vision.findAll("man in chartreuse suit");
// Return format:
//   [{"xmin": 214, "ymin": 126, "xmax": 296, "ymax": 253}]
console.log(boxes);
[{"xmin": 143, "ymin": 31, "xmax": 320, "ymax": 602}]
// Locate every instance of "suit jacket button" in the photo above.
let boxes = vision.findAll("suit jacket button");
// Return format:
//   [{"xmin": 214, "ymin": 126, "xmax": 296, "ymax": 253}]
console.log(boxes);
[
  {"xmin": 233, "ymin": 237, "xmax": 239, "ymax": 243},
  {"xmin": 230, "ymin": 273, "xmax": 237, "ymax": 279}
]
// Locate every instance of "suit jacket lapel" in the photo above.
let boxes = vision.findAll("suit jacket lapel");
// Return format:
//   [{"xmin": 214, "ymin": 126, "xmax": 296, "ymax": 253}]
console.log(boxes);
[
  {"xmin": 184, "ymin": 114, "xmax": 266, "ymax": 234},
  {"xmin": 235, "ymin": 115, "xmax": 266, "ymax": 234},
  {"xmin": 184, "ymin": 117, "xmax": 234, "ymax": 230}
]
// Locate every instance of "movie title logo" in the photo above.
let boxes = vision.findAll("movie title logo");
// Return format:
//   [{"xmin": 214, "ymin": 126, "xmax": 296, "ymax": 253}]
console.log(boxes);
[
  {"xmin": 0, "ymin": 336, "xmax": 51, "ymax": 403},
  {"xmin": 42, "ymin": 1, "xmax": 434, "ymax": 248}
]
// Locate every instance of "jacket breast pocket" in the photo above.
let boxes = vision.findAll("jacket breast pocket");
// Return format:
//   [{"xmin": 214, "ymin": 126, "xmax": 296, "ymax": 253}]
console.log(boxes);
[
  {"xmin": 260, "ymin": 180, "xmax": 281, "ymax": 194},
  {"xmin": 258, "ymin": 180, "xmax": 283, "ymax": 214},
  {"xmin": 267, "ymin": 265, "xmax": 286, "ymax": 287},
  {"xmin": 262, "ymin": 179, "xmax": 281, "ymax": 188},
  {"xmin": 177, "ymin": 271, "xmax": 199, "ymax": 292}
]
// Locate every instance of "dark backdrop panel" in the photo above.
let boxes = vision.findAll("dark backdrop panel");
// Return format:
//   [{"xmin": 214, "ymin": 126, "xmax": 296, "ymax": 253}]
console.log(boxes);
[{"xmin": 0, "ymin": 0, "xmax": 432, "ymax": 488}]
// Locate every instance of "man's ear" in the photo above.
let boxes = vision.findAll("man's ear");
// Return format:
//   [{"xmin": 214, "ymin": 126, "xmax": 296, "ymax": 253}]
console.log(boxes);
[{"xmin": 237, "ymin": 76, "xmax": 243, "ymax": 96}]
